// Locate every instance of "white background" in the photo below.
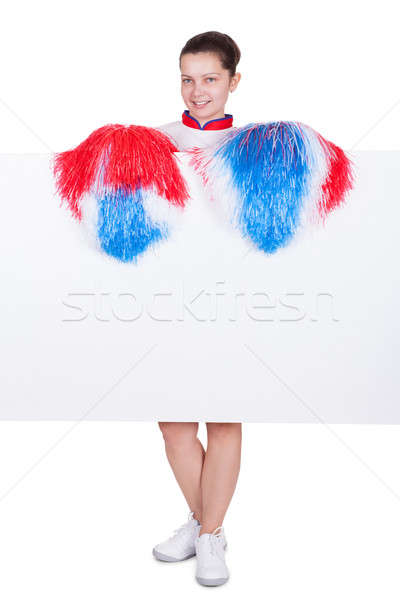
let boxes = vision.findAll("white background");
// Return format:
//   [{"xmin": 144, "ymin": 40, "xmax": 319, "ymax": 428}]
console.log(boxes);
[{"xmin": 0, "ymin": 0, "xmax": 399, "ymax": 597}]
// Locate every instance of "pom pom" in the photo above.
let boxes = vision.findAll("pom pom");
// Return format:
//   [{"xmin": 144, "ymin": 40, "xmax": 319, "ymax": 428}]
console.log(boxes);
[
  {"xmin": 316, "ymin": 132, "xmax": 356, "ymax": 221},
  {"xmin": 53, "ymin": 124, "xmax": 189, "ymax": 262},
  {"xmin": 188, "ymin": 121, "xmax": 355, "ymax": 253}
]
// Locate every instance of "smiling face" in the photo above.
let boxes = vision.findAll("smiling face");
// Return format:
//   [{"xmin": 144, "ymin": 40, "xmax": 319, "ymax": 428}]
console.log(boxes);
[{"xmin": 180, "ymin": 52, "xmax": 241, "ymax": 126}]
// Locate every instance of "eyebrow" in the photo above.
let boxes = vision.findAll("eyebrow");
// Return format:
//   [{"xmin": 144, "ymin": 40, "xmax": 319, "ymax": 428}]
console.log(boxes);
[{"xmin": 181, "ymin": 72, "xmax": 220, "ymax": 77}]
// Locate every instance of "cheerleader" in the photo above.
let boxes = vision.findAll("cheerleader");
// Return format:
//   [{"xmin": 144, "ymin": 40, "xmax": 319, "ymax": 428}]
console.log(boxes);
[
  {"xmin": 152, "ymin": 31, "xmax": 242, "ymax": 587},
  {"xmin": 52, "ymin": 26, "xmax": 353, "ymax": 589}
]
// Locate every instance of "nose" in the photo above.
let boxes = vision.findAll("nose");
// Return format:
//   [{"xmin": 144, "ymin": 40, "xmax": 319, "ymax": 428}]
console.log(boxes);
[{"xmin": 191, "ymin": 82, "xmax": 206, "ymax": 97}]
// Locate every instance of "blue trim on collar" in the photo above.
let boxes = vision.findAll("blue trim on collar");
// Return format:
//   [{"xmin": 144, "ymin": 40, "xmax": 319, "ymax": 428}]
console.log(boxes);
[{"xmin": 182, "ymin": 109, "xmax": 233, "ymax": 130}]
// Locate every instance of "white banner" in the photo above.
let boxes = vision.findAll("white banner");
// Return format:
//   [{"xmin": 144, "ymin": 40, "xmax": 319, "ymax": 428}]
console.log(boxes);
[{"xmin": 0, "ymin": 151, "xmax": 398, "ymax": 422}]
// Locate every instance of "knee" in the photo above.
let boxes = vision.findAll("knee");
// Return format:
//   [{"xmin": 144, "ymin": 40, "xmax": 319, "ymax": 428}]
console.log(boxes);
[
  {"xmin": 206, "ymin": 422, "xmax": 242, "ymax": 441},
  {"xmin": 158, "ymin": 422, "xmax": 199, "ymax": 449}
]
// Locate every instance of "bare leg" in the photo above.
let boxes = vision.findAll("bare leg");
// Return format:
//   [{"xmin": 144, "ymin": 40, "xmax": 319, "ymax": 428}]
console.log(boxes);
[
  {"xmin": 199, "ymin": 422, "xmax": 242, "ymax": 535},
  {"xmin": 158, "ymin": 422, "xmax": 205, "ymax": 522}
]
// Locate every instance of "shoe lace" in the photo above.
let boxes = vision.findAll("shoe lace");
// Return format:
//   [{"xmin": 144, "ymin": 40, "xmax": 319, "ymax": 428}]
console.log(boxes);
[
  {"xmin": 208, "ymin": 526, "xmax": 224, "ymax": 556},
  {"xmin": 167, "ymin": 511, "xmax": 197, "ymax": 546}
]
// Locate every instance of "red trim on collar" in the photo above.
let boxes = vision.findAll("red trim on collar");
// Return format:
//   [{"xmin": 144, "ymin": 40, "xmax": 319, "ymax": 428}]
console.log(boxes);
[{"xmin": 182, "ymin": 109, "xmax": 233, "ymax": 131}]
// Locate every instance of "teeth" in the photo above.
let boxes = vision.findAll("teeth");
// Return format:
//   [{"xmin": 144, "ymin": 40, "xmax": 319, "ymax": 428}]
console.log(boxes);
[{"xmin": 194, "ymin": 101, "xmax": 209, "ymax": 105}]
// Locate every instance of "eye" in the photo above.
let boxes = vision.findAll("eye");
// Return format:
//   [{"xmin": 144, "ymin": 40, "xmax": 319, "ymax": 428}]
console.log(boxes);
[
  {"xmin": 206, "ymin": 77, "xmax": 216, "ymax": 82},
  {"xmin": 182, "ymin": 79, "xmax": 191, "ymax": 84}
]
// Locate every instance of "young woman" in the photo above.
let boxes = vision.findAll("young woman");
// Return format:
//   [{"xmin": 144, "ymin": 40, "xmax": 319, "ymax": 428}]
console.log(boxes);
[{"xmin": 152, "ymin": 31, "xmax": 242, "ymax": 587}]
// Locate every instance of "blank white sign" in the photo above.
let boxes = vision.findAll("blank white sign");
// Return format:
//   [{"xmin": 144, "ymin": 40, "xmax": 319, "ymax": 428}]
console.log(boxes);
[{"xmin": 0, "ymin": 151, "xmax": 398, "ymax": 422}]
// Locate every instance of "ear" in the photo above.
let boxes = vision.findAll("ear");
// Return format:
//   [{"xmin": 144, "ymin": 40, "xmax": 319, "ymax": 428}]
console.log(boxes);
[{"xmin": 230, "ymin": 72, "xmax": 241, "ymax": 91}]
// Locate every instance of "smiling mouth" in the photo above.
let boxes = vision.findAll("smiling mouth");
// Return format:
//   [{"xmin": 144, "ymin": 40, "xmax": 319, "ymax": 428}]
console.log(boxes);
[{"xmin": 192, "ymin": 100, "xmax": 211, "ymax": 106}]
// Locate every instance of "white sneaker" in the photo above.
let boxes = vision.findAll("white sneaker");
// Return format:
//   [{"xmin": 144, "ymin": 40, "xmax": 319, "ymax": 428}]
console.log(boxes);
[
  {"xmin": 152, "ymin": 511, "xmax": 201, "ymax": 562},
  {"xmin": 195, "ymin": 526, "xmax": 229, "ymax": 586}
]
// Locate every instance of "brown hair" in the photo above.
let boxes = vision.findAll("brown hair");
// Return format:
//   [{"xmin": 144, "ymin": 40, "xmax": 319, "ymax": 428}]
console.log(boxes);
[{"xmin": 179, "ymin": 31, "xmax": 241, "ymax": 78}]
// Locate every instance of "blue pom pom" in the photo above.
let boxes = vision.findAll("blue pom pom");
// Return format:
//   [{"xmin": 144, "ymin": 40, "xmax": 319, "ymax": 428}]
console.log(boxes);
[
  {"xmin": 215, "ymin": 122, "xmax": 312, "ymax": 252},
  {"xmin": 97, "ymin": 187, "xmax": 168, "ymax": 262}
]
